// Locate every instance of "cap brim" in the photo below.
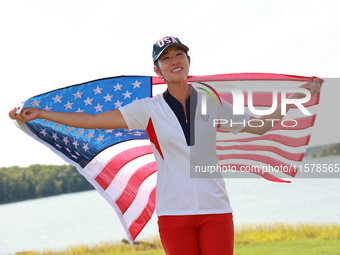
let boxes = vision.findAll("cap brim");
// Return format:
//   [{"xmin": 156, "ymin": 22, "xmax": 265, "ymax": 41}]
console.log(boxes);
[{"xmin": 154, "ymin": 43, "xmax": 189, "ymax": 63}]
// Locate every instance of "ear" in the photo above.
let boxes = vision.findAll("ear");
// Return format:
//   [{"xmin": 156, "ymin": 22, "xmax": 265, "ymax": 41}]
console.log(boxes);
[
  {"xmin": 154, "ymin": 66, "xmax": 162, "ymax": 77},
  {"xmin": 188, "ymin": 55, "xmax": 191, "ymax": 66}
]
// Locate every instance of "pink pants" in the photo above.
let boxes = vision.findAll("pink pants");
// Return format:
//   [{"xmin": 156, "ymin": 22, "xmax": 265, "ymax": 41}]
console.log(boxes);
[{"xmin": 158, "ymin": 213, "xmax": 234, "ymax": 255}]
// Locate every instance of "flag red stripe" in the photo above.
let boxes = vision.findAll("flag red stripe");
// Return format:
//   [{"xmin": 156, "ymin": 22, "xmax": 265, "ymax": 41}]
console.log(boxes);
[
  {"xmin": 129, "ymin": 187, "xmax": 157, "ymax": 240},
  {"xmin": 217, "ymin": 134, "xmax": 310, "ymax": 147},
  {"xmin": 219, "ymin": 92, "xmax": 319, "ymax": 108},
  {"xmin": 216, "ymin": 144, "xmax": 304, "ymax": 161},
  {"xmin": 218, "ymin": 154, "xmax": 298, "ymax": 177},
  {"xmin": 152, "ymin": 73, "xmax": 324, "ymax": 85},
  {"xmin": 115, "ymin": 162, "xmax": 157, "ymax": 214},
  {"xmin": 95, "ymin": 145, "xmax": 153, "ymax": 190},
  {"xmin": 189, "ymin": 73, "xmax": 322, "ymax": 83}
]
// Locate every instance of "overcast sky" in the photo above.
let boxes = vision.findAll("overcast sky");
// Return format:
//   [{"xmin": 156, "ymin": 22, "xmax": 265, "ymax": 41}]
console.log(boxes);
[{"xmin": 1, "ymin": 0, "xmax": 339, "ymax": 167}]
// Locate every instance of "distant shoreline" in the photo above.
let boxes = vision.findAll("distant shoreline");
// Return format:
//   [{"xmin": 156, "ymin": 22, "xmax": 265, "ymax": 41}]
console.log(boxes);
[
  {"xmin": 0, "ymin": 164, "xmax": 93, "ymax": 205},
  {"xmin": 305, "ymin": 142, "xmax": 340, "ymax": 158}
]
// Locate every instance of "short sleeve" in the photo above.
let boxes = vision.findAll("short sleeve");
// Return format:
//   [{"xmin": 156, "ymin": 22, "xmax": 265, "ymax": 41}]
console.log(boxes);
[
  {"xmin": 218, "ymin": 98, "xmax": 251, "ymax": 134},
  {"xmin": 118, "ymin": 98, "xmax": 153, "ymax": 131}
]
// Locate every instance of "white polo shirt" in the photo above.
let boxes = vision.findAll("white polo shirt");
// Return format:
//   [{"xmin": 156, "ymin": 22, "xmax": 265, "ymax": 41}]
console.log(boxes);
[{"xmin": 119, "ymin": 86, "xmax": 250, "ymax": 216}]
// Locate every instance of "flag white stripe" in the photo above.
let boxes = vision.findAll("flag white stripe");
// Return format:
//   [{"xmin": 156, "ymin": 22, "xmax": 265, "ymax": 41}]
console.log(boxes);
[
  {"xmin": 123, "ymin": 173, "xmax": 157, "ymax": 227},
  {"xmin": 217, "ymin": 150, "xmax": 303, "ymax": 165},
  {"xmin": 82, "ymin": 139, "xmax": 151, "ymax": 181},
  {"xmin": 104, "ymin": 154, "xmax": 156, "ymax": 202},
  {"xmin": 216, "ymin": 140, "xmax": 307, "ymax": 154},
  {"xmin": 217, "ymin": 128, "xmax": 313, "ymax": 139}
]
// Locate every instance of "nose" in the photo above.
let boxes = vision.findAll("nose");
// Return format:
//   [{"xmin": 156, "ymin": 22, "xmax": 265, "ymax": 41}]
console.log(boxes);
[{"xmin": 171, "ymin": 55, "xmax": 180, "ymax": 65}]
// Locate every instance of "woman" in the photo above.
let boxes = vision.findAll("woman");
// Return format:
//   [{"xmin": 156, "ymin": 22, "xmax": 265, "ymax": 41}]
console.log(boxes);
[{"xmin": 9, "ymin": 36, "xmax": 320, "ymax": 255}]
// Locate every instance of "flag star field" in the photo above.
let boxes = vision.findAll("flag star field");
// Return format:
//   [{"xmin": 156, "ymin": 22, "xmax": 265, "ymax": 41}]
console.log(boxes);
[{"xmin": 23, "ymin": 76, "xmax": 151, "ymax": 168}]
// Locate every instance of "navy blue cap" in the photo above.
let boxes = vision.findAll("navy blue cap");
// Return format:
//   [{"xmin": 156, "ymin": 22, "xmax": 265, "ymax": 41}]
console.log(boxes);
[{"xmin": 152, "ymin": 36, "xmax": 189, "ymax": 64}]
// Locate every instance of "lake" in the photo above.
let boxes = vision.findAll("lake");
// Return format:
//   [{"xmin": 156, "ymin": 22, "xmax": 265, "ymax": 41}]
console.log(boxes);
[{"xmin": 1, "ymin": 156, "xmax": 340, "ymax": 254}]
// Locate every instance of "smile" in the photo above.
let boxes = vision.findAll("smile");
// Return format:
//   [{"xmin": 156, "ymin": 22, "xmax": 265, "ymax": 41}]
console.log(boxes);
[{"xmin": 171, "ymin": 67, "xmax": 183, "ymax": 73}]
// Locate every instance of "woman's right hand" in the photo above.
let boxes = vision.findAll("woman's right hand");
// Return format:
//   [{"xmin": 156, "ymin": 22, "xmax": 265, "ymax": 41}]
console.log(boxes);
[
  {"xmin": 9, "ymin": 106, "xmax": 128, "ymax": 130},
  {"xmin": 8, "ymin": 107, "xmax": 41, "ymax": 123}
]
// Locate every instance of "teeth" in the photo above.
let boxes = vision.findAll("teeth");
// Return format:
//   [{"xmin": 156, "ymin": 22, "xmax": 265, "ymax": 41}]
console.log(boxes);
[{"xmin": 172, "ymin": 68, "xmax": 182, "ymax": 72}]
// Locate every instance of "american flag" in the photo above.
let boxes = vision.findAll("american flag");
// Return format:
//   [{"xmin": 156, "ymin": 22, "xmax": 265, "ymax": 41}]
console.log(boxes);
[
  {"xmin": 13, "ymin": 73, "xmax": 322, "ymax": 243},
  {"xmin": 14, "ymin": 76, "xmax": 156, "ymax": 244}
]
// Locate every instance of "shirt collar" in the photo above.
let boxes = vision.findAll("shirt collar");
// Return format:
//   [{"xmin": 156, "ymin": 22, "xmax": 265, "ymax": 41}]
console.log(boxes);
[{"xmin": 163, "ymin": 84, "xmax": 196, "ymax": 108}]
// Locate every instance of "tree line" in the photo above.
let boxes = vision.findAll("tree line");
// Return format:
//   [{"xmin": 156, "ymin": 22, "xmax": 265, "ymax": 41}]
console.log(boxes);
[
  {"xmin": 306, "ymin": 142, "xmax": 340, "ymax": 158},
  {"xmin": 0, "ymin": 164, "xmax": 94, "ymax": 204},
  {"xmin": 319, "ymin": 143, "xmax": 340, "ymax": 157}
]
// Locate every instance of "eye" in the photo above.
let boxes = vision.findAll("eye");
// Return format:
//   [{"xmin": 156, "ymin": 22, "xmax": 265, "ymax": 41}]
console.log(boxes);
[{"xmin": 162, "ymin": 56, "xmax": 169, "ymax": 60}]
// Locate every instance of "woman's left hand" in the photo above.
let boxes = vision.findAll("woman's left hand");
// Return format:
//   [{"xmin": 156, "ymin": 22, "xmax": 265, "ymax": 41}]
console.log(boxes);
[{"xmin": 298, "ymin": 78, "xmax": 321, "ymax": 98}]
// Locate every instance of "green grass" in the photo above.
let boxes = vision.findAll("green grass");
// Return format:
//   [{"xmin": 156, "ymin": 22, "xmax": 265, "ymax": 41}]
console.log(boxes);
[
  {"xmin": 16, "ymin": 223, "xmax": 340, "ymax": 255},
  {"xmin": 114, "ymin": 240, "xmax": 340, "ymax": 255},
  {"xmin": 235, "ymin": 222, "xmax": 340, "ymax": 244},
  {"xmin": 235, "ymin": 239, "xmax": 340, "ymax": 255}
]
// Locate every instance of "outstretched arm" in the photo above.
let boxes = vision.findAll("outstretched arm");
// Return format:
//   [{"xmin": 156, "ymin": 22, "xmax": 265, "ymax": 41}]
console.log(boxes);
[
  {"xmin": 242, "ymin": 78, "xmax": 321, "ymax": 135},
  {"xmin": 8, "ymin": 107, "xmax": 128, "ymax": 130}
]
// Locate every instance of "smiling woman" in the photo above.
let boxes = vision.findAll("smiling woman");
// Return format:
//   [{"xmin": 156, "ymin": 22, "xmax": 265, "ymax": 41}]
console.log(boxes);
[{"xmin": 122, "ymin": 36, "xmax": 319, "ymax": 255}]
